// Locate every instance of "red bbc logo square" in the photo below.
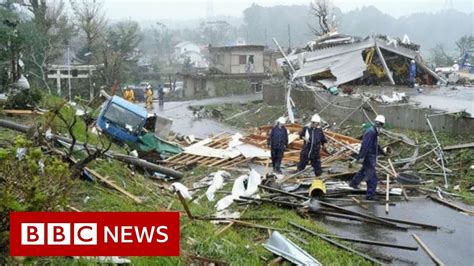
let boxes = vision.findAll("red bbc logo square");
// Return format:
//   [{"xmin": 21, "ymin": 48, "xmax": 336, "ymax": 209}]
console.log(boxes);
[{"xmin": 10, "ymin": 212, "xmax": 180, "ymax": 256}]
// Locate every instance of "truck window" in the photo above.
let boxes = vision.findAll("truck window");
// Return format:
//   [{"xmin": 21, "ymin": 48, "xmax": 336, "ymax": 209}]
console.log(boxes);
[{"xmin": 103, "ymin": 103, "xmax": 145, "ymax": 133}]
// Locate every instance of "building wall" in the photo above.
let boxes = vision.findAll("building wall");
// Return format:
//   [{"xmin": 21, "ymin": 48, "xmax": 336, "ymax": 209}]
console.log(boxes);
[
  {"xmin": 263, "ymin": 86, "xmax": 474, "ymax": 134},
  {"xmin": 264, "ymin": 51, "xmax": 283, "ymax": 74},
  {"xmin": 210, "ymin": 47, "xmax": 264, "ymax": 74},
  {"xmin": 263, "ymin": 83, "xmax": 287, "ymax": 106},
  {"xmin": 183, "ymin": 76, "xmax": 195, "ymax": 97},
  {"xmin": 229, "ymin": 50, "xmax": 264, "ymax": 74}
]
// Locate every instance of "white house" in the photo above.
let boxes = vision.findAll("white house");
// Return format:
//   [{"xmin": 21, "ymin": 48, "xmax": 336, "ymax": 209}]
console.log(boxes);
[
  {"xmin": 174, "ymin": 41, "xmax": 201, "ymax": 55},
  {"xmin": 174, "ymin": 41, "xmax": 208, "ymax": 68}
]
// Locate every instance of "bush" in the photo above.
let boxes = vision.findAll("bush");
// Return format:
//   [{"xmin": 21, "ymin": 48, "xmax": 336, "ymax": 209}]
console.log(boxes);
[
  {"xmin": 4, "ymin": 89, "xmax": 43, "ymax": 109},
  {"xmin": 0, "ymin": 136, "xmax": 74, "ymax": 262}
]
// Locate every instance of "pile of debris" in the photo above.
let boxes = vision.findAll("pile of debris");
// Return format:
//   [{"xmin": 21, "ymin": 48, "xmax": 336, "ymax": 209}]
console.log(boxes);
[
  {"xmin": 279, "ymin": 33, "xmax": 445, "ymax": 88},
  {"xmin": 164, "ymin": 120, "xmax": 473, "ymax": 264},
  {"xmin": 163, "ymin": 124, "xmax": 360, "ymax": 170}
]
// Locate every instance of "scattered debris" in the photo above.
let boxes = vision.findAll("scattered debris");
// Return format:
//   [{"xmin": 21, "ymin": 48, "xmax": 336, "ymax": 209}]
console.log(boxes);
[{"xmin": 263, "ymin": 231, "xmax": 322, "ymax": 266}]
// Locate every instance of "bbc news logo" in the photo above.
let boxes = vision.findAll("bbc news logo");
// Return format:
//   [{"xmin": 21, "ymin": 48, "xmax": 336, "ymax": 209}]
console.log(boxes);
[{"xmin": 10, "ymin": 212, "xmax": 180, "ymax": 256}]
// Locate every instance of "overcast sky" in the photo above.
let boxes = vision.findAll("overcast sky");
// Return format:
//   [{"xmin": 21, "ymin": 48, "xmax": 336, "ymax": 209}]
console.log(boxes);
[{"xmin": 102, "ymin": 0, "xmax": 473, "ymax": 21}]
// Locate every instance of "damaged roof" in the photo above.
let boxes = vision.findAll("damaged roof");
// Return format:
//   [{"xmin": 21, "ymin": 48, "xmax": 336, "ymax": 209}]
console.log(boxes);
[{"xmin": 277, "ymin": 34, "xmax": 442, "ymax": 88}]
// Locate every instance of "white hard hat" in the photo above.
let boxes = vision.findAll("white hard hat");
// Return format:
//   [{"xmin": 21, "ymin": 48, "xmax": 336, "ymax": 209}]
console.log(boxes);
[
  {"xmin": 277, "ymin": 117, "xmax": 286, "ymax": 124},
  {"xmin": 147, "ymin": 85, "xmax": 152, "ymax": 89},
  {"xmin": 411, "ymin": 59, "xmax": 415, "ymax": 63},
  {"xmin": 375, "ymin": 115, "xmax": 386, "ymax": 124},
  {"xmin": 311, "ymin": 114, "xmax": 321, "ymax": 123}
]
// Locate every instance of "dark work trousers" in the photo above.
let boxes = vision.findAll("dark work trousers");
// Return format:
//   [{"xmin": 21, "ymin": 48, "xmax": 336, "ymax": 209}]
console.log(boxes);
[
  {"xmin": 271, "ymin": 148, "xmax": 284, "ymax": 172},
  {"xmin": 298, "ymin": 146, "xmax": 310, "ymax": 170},
  {"xmin": 298, "ymin": 145, "xmax": 322, "ymax": 176},
  {"xmin": 350, "ymin": 155, "xmax": 378, "ymax": 199}
]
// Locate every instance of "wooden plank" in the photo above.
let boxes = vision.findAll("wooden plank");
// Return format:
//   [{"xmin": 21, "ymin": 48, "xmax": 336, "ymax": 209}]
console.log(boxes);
[
  {"xmin": 442, "ymin": 142, "xmax": 474, "ymax": 151},
  {"xmin": 412, "ymin": 234, "xmax": 444, "ymax": 266},
  {"xmin": 2, "ymin": 109, "xmax": 44, "ymax": 115},
  {"xmin": 428, "ymin": 195, "xmax": 474, "ymax": 215},
  {"xmin": 85, "ymin": 168, "xmax": 142, "ymax": 204}
]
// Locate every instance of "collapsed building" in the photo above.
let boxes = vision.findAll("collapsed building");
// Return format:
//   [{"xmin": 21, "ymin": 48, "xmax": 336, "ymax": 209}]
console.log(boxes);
[{"xmin": 277, "ymin": 34, "xmax": 446, "ymax": 88}]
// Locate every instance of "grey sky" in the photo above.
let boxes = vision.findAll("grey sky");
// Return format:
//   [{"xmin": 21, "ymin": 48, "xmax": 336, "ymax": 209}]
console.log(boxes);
[{"xmin": 102, "ymin": 0, "xmax": 473, "ymax": 21}]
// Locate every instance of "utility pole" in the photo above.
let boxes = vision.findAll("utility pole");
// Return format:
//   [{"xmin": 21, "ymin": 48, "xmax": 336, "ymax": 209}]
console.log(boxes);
[
  {"xmin": 264, "ymin": 28, "xmax": 268, "ymax": 47},
  {"xmin": 287, "ymin": 24, "xmax": 292, "ymax": 49},
  {"xmin": 67, "ymin": 45, "xmax": 72, "ymax": 102}
]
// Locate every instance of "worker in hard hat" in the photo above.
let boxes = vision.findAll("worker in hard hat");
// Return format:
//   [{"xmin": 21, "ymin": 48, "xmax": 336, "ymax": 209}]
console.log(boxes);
[
  {"xmin": 267, "ymin": 117, "xmax": 289, "ymax": 174},
  {"xmin": 297, "ymin": 114, "xmax": 327, "ymax": 176},
  {"xmin": 123, "ymin": 86, "xmax": 135, "ymax": 102},
  {"xmin": 408, "ymin": 59, "xmax": 417, "ymax": 88},
  {"xmin": 350, "ymin": 115, "xmax": 387, "ymax": 200},
  {"xmin": 145, "ymin": 84, "xmax": 154, "ymax": 109}
]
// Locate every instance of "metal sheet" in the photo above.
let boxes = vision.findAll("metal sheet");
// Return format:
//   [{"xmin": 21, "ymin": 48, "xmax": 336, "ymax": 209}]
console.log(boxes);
[
  {"xmin": 294, "ymin": 50, "xmax": 367, "ymax": 88},
  {"xmin": 263, "ymin": 231, "xmax": 322, "ymax": 266},
  {"xmin": 236, "ymin": 144, "xmax": 270, "ymax": 158}
]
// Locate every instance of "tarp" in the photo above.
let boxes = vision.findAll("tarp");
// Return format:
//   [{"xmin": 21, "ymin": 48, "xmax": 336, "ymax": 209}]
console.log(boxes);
[{"xmin": 135, "ymin": 132, "xmax": 183, "ymax": 156}]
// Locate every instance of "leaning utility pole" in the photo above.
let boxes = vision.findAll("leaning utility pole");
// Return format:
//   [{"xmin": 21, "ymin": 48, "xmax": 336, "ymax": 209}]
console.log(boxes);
[{"xmin": 287, "ymin": 24, "xmax": 292, "ymax": 49}]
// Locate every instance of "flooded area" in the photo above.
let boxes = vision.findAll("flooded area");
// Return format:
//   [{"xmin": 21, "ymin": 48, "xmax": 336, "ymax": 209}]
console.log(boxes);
[
  {"xmin": 362, "ymin": 85, "xmax": 474, "ymax": 117},
  {"xmin": 318, "ymin": 198, "xmax": 474, "ymax": 265},
  {"xmin": 148, "ymin": 94, "xmax": 262, "ymax": 138},
  {"xmin": 410, "ymin": 86, "xmax": 474, "ymax": 116}
]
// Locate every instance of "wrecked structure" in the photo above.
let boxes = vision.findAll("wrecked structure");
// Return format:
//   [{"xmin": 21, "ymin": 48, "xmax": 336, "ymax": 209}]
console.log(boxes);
[{"xmin": 278, "ymin": 34, "xmax": 446, "ymax": 88}]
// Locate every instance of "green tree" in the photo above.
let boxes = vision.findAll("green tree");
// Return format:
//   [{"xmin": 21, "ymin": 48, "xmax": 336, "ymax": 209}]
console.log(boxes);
[
  {"xmin": 0, "ymin": 3, "xmax": 23, "ymax": 91},
  {"xmin": 200, "ymin": 20, "xmax": 231, "ymax": 46},
  {"xmin": 181, "ymin": 56, "xmax": 194, "ymax": 73},
  {"xmin": 96, "ymin": 20, "xmax": 143, "ymax": 86},
  {"xmin": 455, "ymin": 35, "xmax": 474, "ymax": 64},
  {"xmin": 430, "ymin": 44, "xmax": 455, "ymax": 66}
]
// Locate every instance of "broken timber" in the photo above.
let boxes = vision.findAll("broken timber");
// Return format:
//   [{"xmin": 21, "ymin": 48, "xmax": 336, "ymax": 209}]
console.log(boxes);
[
  {"xmin": 258, "ymin": 185, "xmax": 406, "ymax": 230},
  {"xmin": 176, "ymin": 191, "xmax": 280, "ymax": 221},
  {"xmin": 290, "ymin": 222, "xmax": 383, "ymax": 265},
  {"xmin": 318, "ymin": 233, "xmax": 418, "ymax": 251},
  {"xmin": 412, "ymin": 234, "xmax": 445, "ymax": 266},
  {"xmin": 428, "ymin": 195, "xmax": 474, "ymax": 215},
  {"xmin": 442, "ymin": 142, "xmax": 474, "ymax": 151},
  {"xmin": 85, "ymin": 168, "xmax": 142, "ymax": 204}
]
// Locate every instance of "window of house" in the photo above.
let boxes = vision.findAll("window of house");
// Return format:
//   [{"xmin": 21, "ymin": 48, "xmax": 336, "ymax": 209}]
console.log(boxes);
[{"xmin": 239, "ymin": 55, "xmax": 247, "ymax": 65}]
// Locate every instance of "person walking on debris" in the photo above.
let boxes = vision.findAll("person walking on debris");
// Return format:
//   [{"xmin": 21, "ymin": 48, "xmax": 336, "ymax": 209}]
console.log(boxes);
[
  {"xmin": 408, "ymin": 59, "xmax": 417, "ymax": 88},
  {"xmin": 350, "ymin": 115, "xmax": 387, "ymax": 200},
  {"xmin": 268, "ymin": 117, "xmax": 288, "ymax": 174},
  {"xmin": 123, "ymin": 86, "xmax": 135, "ymax": 102},
  {"xmin": 297, "ymin": 114, "xmax": 328, "ymax": 176},
  {"xmin": 145, "ymin": 85, "xmax": 154, "ymax": 109},
  {"xmin": 158, "ymin": 85, "xmax": 165, "ymax": 108}
]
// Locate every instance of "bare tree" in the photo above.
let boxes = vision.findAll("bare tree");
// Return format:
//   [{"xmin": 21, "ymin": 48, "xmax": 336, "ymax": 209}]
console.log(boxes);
[
  {"xmin": 455, "ymin": 35, "xmax": 474, "ymax": 58},
  {"xmin": 24, "ymin": 38, "xmax": 53, "ymax": 93},
  {"xmin": 70, "ymin": 0, "xmax": 107, "ymax": 63},
  {"xmin": 309, "ymin": 0, "xmax": 337, "ymax": 37},
  {"xmin": 20, "ymin": 0, "xmax": 74, "ymax": 91},
  {"xmin": 52, "ymin": 100, "xmax": 112, "ymax": 179}
]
